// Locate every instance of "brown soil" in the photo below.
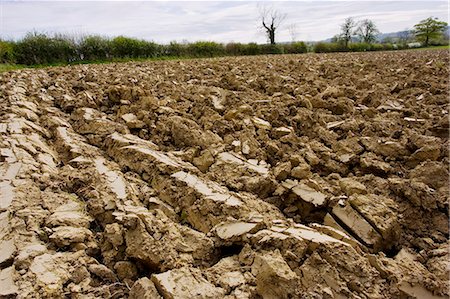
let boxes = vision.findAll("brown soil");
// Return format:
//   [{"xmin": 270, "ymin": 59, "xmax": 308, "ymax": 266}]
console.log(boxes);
[{"xmin": 0, "ymin": 50, "xmax": 448, "ymax": 299}]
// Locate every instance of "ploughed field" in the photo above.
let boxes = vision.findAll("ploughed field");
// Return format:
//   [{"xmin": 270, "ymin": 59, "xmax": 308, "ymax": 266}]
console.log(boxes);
[{"xmin": 0, "ymin": 50, "xmax": 448, "ymax": 298}]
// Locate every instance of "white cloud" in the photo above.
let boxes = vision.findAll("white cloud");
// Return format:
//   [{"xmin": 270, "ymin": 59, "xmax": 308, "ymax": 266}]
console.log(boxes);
[{"xmin": 1, "ymin": 1, "xmax": 448, "ymax": 43}]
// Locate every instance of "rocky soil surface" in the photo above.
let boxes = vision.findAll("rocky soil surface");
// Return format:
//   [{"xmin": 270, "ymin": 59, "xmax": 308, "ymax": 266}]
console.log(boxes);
[{"xmin": 0, "ymin": 50, "xmax": 448, "ymax": 298}]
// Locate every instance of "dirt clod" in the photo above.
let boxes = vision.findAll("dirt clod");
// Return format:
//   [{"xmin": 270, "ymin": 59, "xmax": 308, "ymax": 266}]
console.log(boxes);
[{"xmin": 0, "ymin": 50, "xmax": 448, "ymax": 298}]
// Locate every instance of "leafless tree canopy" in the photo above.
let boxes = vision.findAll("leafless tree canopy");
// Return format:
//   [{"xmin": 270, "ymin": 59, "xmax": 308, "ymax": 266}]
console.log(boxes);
[
  {"xmin": 259, "ymin": 5, "xmax": 286, "ymax": 45},
  {"xmin": 288, "ymin": 23, "xmax": 298, "ymax": 42},
  {"xmin": 356, "ymin": 19, "xmax": 380, "ymax": 44},
  {"xmin": 340, "ymin": 17, "xmax": 356, "ymax": 48}
]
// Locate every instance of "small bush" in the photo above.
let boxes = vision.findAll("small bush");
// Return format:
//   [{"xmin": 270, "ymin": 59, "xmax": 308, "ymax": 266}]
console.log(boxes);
[
  {"xmin": 348, "ymin": 42, "xmax": 370, "ymax": 52},
  {"xmin": 52, "ymin": 34, "xmax": 80, "ymax": 62},
  {"xmin": 111, "ymin": 36, "xmax": 141, "ymax": 58},
  {"xmin": 225, "ymin": 43, "xmax": 246, "ymax": 56},
  {"xmin": 313, "ymin": 42, "xmax": 326, "ymax": 53},
  {"xmin": 283, "ymin": 42, "xmax": 307, "ymax": 54},
  {"xmin": 186, "ymin": 41, "xmax": 225, "ymax": 57},
  {"xmin": 0, "ymin": 40, "xmax": 15, "ymax": 63},
  {"xmin": 14, "ymin": 32, "xmax": 78, "ymax": 65},
  {"xmin": 313, "ymin": 42, "xmax": 342, "ymax": 53},
  {"xmin": 140, "ymin": 40, "xmax": 161, "ymax": 58},
  {"xmin": 79, "ymin": 36, "xmax": 112, "ymax": 61},
  {"xmin": 260, "ymin": 44, "xmax": 284, "ymax": 55},
  {"xmin": 242, "ymin": 43, "xmax": 261, "ymax": 56},
  {"xmin": 110, "ymin": 36, "xmax": 161, "ymax": 58},
  {"xmin": 165, "ymin": 42, "xmax": 187, "ymax": 57},
  {"xmin": 368, "ymin": 43, "xmax": 395, "ymax": 51}
]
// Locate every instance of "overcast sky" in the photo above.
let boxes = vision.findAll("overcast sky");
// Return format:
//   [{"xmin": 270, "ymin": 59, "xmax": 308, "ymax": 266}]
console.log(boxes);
[{"xmin": 1, "ymin": 1, "xmax": 448, "ymax": 43}]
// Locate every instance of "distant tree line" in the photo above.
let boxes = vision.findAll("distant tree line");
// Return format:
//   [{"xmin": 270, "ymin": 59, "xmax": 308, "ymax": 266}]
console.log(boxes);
[{"xmin": 315, "ymin": 16, "xmax": 448, "ymax": 53}]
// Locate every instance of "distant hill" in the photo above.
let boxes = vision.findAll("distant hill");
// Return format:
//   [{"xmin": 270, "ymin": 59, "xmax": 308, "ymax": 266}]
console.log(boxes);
[{"xmin": 376, "ymin": 30, "xmax": 411, "ymax": 42}]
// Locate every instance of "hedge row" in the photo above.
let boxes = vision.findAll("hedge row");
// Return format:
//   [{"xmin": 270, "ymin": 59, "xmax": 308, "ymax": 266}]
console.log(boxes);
[
  {"xmin": 1, "ymin": 32, "xmax": 415, "ymax": 66},
  {"xmin": 1, "ymin": 33, "xmax": 308, "ymax": 65},
  {"xmin": 313, "ymin": 42, "xmax": 400, "ymax": 53}
]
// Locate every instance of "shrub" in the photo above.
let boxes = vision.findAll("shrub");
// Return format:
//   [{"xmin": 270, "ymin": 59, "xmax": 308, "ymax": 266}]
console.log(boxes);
[
  {"xmin": 140, "ymin": 40, "xmax": 161, "ymax": 58},
  {"xmin": 313, "ymin": 42, "xmax": 348, "ymax": 53},
  {"xmin": 79, "ymin": 36, "xmax": 112, "ymax": 61},
  {"xmin": 165, "ymin": 41, "xmax": 187, "ymax": 57},
  {"xmin": 111, "ymin": 36, "xmax": 159, "ymax": 58},
  {"xmin": 260, "ymin": 44, "xmax": 284, "ymax": 54},
  {"xmin": 225, "ymin": 43, "xmax": 246, "ymax": 56},
  {"xmin": 348, "ymin": 42, "xmax": 370, "ymax": 52},
  {"xmin": 368, "ymin": 43, "xmax": 394, "ymax": 51},
  {"xmin": 111, "ymin": 36, "xmax": 132, "ymax": 58},
  {"xmin": 14, "ymin": 32, "xmax": 78, "ymax": 65},
  {"xmin": 313, "ymin": 42, "xmax": 326, "ymax": 53},
  {"xmin": 0, "ymin": 40, "xmax": 15, "ymax": 63},
  {"xmin": 242, "ymin": 43, "xmax": 261, "ymax": 55},
  {"xmin": 186, "ymin": 41, "xmax": 225, "ymax": 57},
  {"xmin": 283, "ymin": 42, "xmax": 307, "ymax": 54},
  {"xmin": 52, "ymin": 33, "xmax": 80, "ymax": 62},
  {"xmin": 382, "ymin": 43, "xmax": 395, "ymax": 51}
]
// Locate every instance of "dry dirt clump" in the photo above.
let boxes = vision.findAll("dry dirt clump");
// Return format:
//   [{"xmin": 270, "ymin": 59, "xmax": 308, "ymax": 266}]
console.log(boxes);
[{"xmin": 0, "ymin": 50, "xmax": 448, "ymax": 298}]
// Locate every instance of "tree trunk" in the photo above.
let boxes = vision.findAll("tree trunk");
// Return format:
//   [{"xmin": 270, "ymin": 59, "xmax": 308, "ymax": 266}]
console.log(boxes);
[
  {"xmin": 425, "ymin": 35, "xmax": 429, "ymax": 47},
  {"xmin": 269, "ymin": 30, "xmax": 275, "ymax": 45}
]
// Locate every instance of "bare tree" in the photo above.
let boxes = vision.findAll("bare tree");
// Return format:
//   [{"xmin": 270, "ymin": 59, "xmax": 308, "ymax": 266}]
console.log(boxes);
[
  {"xmin": 356, "ymin": 19, "xmax": 379, "ymax": 44},
  {"xmin": 259, "ymin": 5, "xmax": 286, "ymax": 45},
  {"xmin": 288, "ymin": 23, "xmax": 298, "ymax": 42},
  {"xmin": 340, "ymin": 17, "xmax": 356, "ymax": 48}
]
